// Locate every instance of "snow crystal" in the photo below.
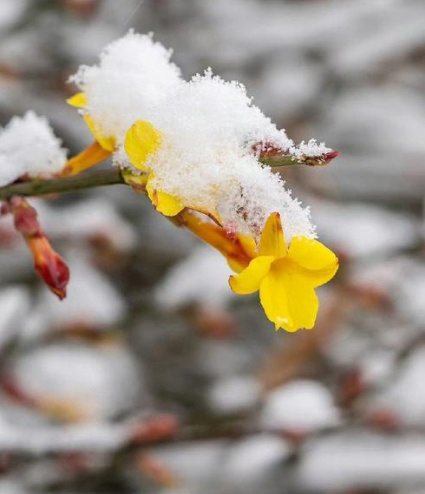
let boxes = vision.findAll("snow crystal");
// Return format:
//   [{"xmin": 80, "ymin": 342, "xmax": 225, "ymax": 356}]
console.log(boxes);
[
  {"xmin": 70, "ymin": 30, "xmax": 182, "ymax": 142},
  {"xmin": 0, "ymin": 112, "xmax": 67, "ymax": 186},
  {"xmin": 140, "ymin": 71, "xmax": 315, "ymax": 241},
  {"xmin": 70, "ymin": 31, "xmax": 331, "ymax": 241},
  {"xmin": 290, "ymin": 139, "xmax": 332, "ymax": 159}
]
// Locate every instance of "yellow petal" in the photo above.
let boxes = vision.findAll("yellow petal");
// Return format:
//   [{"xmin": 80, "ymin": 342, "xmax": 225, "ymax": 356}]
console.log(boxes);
[
  {"xmin": 83, "ymin": 114, "xmax": 115, "ymax": 152},
  {"xmin": 288, "ymin": 236, "xmax": 338, "ymax": 287},
  {"xmin": 61, "ymin": 141, "xmax": 111, "ymax": 177},
  {"xmin": 259, "ymin": 212, "xmax": 286, "ymax": 258},
  {"xmin": 124, "ymin": 120, "xmax": 161, "ymax": 171},
  {"xmin": 121, "ymin": 169, "xmax": 149, "ymax": 189},
  {"xmin": 67, "ymin": 92, "xmax": 87, "ymax": 108},
  {"xmin": 259, "ymin": 265, "xmax": 293, "ymax": 331},
  {"xmin": 239, "ymin": 234, "xmax": 258, "ymax": 260},
  {"xmin": 229, "ymin": 256, "xmax": 274, "ymax": 294},
  {"xmin": 227, "ymin": 258, "xmax": 245, "ymax": 273},
  {"xmin": 179, "ymin": 211, "xmax": 254, "ymax": 270},
  {"xmin": 285, "ymin": 271, "xmax": 319, "ymax": 331},
  {"xmin": 226, "ymin": 234, "xmax": 258, "ymax": 273},
  {"xmin": 146, "ymin": 178, "xmax": 184, "ymax": 216},
  {"xmin": 259, "ymin": 260, "xmax": 319, "ymax": 331},
  {"xmin": 155, "ymin": 191, "xmax": 185, "ymax": 216}
]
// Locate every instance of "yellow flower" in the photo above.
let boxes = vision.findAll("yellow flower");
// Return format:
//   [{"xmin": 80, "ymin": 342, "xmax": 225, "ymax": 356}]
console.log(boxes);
[
  {"xmin": 67, "ymin": 93, "xmax": 116, "ymax": 152},
  {"xmin": 63, "ymin": 92, "xmax": 115, "ymax": 177},
  {"xmin": 124, "ymin": 120, "xmax": 184, "ymax": 216},
  {"xmin": 229, "ymin": 212, "xmax": 338, "ymax": 332}
]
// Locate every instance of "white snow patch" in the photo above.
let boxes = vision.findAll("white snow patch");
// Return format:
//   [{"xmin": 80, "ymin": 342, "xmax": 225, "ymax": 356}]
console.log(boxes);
[
  {"xmin": 11, "ymin": 342, "xmax": 141, "ymax": 420},
  {"xmin": 260, "ymin": 380, "xmax": 341, "ymax": 433},
  {"xmin": 31, "ymin": 253, "xmax": 126, "ymax": 332},
  {"xmin": 0, "ymin": 286, "xmax": 30, "ymax": 350},
  {"xmin": 223, "ymin": 434, "xmax": 291, "ymax": 484},
  {"xmin": 35, "ymin": 198, "xmax": 137, "ymax": 252},
  {"xmin": 0, "ymin": 408, "xmax": 136, "ymax": 453},
  {"xmin": 297, "ymin": 433, "xmax": 425, "ymax": 490},
  {"xmin": 141, "ymin": 70, "xmax": 316, "ymax": 242},
  {"xmin": 313, "ymin": 201, "xmax": 418, "ymax": 258},
  {"xmin": 207, "ymin": 375, "xmax": 261, "ymax": 415},
  {"xmin": 155, "ymin": 246, "xmax": 233, "ymax": 310},
  {"xmin": 370, "ymin": 347, "xmax": 425, "ymax": 426},
  {"xmin": 0, "ymin": 112, "xmax": 67, "ymax": 186},
  {"xmin": 70, "ymin": 30, "xmax": 182, "ymax": 142}
]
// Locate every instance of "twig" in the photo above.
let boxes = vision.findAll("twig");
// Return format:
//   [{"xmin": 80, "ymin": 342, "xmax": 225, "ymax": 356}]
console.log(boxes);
[
  {"xmin": 0, "ymin": 169, "xmax": 126, "ymax": 200},
  {"xmin": 0, "ymin": 150, "xmax": 337, "ymax": 201}
]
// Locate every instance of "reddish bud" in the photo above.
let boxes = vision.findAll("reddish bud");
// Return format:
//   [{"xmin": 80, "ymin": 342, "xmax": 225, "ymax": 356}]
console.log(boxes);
[
  {"xmin": 254, "ymin": 141, "xmax": 340, "ymax": 167},
  {"xmin": 130, "ymin": 414, "xmax": 179, "ymax": 444},
  {"xmin": 6, "ymin": 197, "xmax": 70, "ymax": 299},
  {"xmin": 323, "ymin": 150, "xmax": 340, "ymax": 161},
  {"xmin": 32, "ymin": 237, "xmax": 70, "ymax": 300}
]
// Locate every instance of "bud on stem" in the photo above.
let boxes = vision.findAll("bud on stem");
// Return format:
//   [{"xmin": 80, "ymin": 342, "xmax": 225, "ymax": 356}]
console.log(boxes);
[{"xmin": 4, "ymin": 196, "xmax": 70, "ymax": 299}]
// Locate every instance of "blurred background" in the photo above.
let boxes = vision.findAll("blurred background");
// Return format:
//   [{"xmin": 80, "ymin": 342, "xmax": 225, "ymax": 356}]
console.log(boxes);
[{"xmin": 0, "ymin": 0, "xmax": 425, "ymax": 493}]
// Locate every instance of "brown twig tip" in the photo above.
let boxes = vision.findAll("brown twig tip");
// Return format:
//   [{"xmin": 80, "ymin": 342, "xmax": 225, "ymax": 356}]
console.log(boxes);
[
  {"xmin": 6, "ymin": 197, "xmax": 70, "ymax": 299},
  {"xmin": 258, "ymin": 146, "xmax": 340, "ymax": 168}
]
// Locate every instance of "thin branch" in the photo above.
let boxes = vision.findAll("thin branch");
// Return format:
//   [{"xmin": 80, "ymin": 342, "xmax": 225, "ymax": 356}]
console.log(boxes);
[
  {"xmin": 0, "ymin": 150, "xmax": 338, "ymax": 201},
  {"xmin": 0, "ymin": 169, "xmax": 126, "ymax": 200}
]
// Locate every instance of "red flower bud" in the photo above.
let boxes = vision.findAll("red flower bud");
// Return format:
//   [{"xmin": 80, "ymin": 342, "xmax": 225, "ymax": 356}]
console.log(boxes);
[{"xmin": 6, "ymin": 197, "xmax": 70, "ymax": 299}]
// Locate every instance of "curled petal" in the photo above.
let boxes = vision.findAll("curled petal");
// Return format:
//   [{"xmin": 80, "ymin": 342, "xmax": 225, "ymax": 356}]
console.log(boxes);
[
  {"xmin": 229, "ymin": 256, "xmax": 274, "ymax": 294},
  {"xmin": 180, "ymin": 211, "xmax": 254, "ymax": 270},
  {"xmin": 83, "ymin": 114, "xmax": 115, "ymax": 152},
  {"xmin": 124, "ymin": 120, "xmax": 161, "ymax": 171},
  {"xmin": 288, "ymin": 236, "xmax": 338, "ymax": 287},
  {"xmin": 226, "ymin": 234, "xmax": 258, "ymax": 273},
  {"xmin": 67, "ymin": 92, "xmax": 87, "ymax": 108},
  {"xmin": 259, "ymin": 212, "xmax": 286, "ymax": 258}
]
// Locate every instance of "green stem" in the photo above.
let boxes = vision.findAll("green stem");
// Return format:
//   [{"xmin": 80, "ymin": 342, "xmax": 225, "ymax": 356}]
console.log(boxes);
[
  {"xmin": 260, "ymin": 155, "xmax": 299, "ymax": 167},
  {"xmin": 0, "ymin": 169, "xmax": 126, "ymax": 200}
]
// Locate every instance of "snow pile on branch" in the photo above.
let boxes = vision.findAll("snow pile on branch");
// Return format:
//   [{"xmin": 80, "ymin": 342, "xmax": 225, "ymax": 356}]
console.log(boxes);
[
  {"xmin": 70, "ymin": 31, "xmax": 336, "ymax": 241},
  {"xmin": 139, "ymin": 70, "xmax": 317, "ymax": 240},
  {"xmin": 70, "ymin": 30, "xmax": 182, "ymax": 143},
  {"xmin": 0, "ymin": 112, "xmax": 67, "ymax": 187}
]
